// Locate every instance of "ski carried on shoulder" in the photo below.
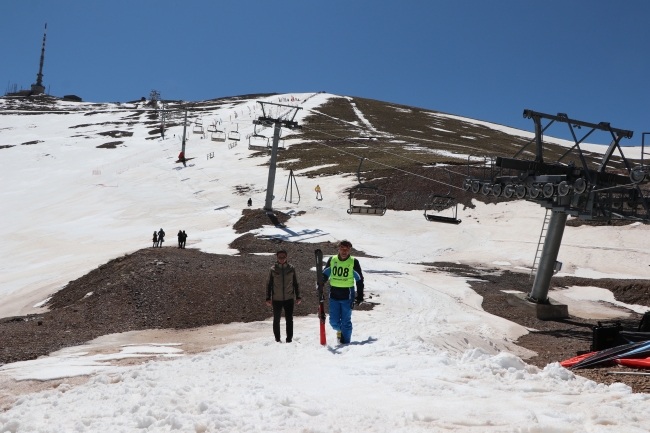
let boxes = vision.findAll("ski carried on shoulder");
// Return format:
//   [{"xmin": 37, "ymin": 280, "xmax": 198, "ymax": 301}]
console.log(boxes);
[{"xmin": 315, "ymin": 249, "xmax": 326, "ymax": 345}]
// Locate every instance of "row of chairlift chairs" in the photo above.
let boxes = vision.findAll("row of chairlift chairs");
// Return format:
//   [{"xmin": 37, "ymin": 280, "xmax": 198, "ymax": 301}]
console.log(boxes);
[
  {"xmin": 196, "ymin": 120, "xmax": 461, "ymax": 224},
  {"xmin": 346, "ymin": 158, "xmax": 461, "ymax": 224},
  {"xmin": 201, "ymin": 120, "xmax": 282, "ymax": 149},
  {"xmin": 192, "ymin": 119, "xmax": 240, "ymax": 142}
]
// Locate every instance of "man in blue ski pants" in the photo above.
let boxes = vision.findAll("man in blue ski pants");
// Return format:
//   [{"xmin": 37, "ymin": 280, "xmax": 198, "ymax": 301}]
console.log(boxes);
[{"xmin": 321, "ymin": 240, "xmax": 364, "ymax": 344}]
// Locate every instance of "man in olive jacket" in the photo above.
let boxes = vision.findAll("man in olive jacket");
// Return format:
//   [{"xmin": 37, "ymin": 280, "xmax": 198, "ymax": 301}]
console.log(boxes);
[{"xmin": 266, "ymin": 250, "xmax": 301, "ymax": 342}]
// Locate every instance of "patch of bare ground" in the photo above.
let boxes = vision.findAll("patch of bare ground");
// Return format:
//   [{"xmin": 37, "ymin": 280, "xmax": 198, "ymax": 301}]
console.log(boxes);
[
  {"xmin": 122, "ymin": 110, "xmax": 145, "ymax": 119},
  {"xmin": 233, "ymin": 184, "xmax": 265, "ymax": 196},
  {"xmin": 0, "ymin": 376, "xmax": 91, "ymax": 412},
  {"xmin": 232, "ymin": 209, "xmax": 291, "ymax": 234},
  {"xmin": 0, "ymin": 226, "xmax": 375, "ymax": 366},
  {"xmin": 566, "ymin": 216, "xmax": 636, "ymax": 227},
  {"xmin": 21, "ymin": 140, "xmax": 43, "ymax": 145},
  {"xmin": 0, "ymin": 145, "xmax": 15, "ymax": 150},
  {"xmin": 427, "ymin": 262, "xmax": 650, "ymax": 393},
  {"xmin": 97, "ymin": 130, "xmax": 133, "ymax": 138},
  {"xmin": 96, "ymin": 141, "xmax": 123, "ymax": 149}
]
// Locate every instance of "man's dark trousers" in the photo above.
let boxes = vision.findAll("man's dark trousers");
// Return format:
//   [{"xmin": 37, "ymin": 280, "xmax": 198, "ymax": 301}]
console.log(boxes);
[{"xmin": 272, "ymin": 299, "xmax": 295, "ymax": 341}]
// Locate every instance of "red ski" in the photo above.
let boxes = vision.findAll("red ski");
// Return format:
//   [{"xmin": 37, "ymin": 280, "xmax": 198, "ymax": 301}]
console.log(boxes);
[{"xmin": 315, "ymin": 249, "xmax": 326, "ymax": 345}]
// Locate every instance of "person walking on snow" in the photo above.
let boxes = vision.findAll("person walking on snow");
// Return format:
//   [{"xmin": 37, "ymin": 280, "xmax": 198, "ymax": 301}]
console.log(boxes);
[
  {"xmin": 322, "ymin": 240, "xmax": 364, "ymax": 344},
  {"xmin": 181, "ymin": 230, "xmax": 187, "ymax": 248},
  {"xmin": 157, "ymin": 228, "xmax": 165, "ymax": 247},
  {"xmin": 315, "ymin": 184, "xmax": 322, "ymax": 201},
  {"xmin": 177, "ymin": 230, "xmax": 183, "ymax": 248},
  {"xmin": 266, "ymin": 250, "xmax": 301, "ymax": 343},
  {"xmin": 152, "ymin": 231, "xmax": 158, "ymax": 248}
]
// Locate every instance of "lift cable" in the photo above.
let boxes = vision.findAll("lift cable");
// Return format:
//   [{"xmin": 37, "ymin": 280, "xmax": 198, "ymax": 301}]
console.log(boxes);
[
  {"xmin": 301, "ymin": 124, "xmax": 465, "ymax": 191},
  {"xmin": 590, "ymin": 182, "xmax": 640, "ymax": 193},
  {"xmin": 305, "ymin": 108, "xmax": 484, "ymax": 180}
]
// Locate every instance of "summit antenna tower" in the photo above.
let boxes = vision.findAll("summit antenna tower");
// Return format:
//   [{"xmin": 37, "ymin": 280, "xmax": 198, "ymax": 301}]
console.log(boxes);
[{"xmin": 30, "ymin": 23, "xmax": 47, "ymax": 95}]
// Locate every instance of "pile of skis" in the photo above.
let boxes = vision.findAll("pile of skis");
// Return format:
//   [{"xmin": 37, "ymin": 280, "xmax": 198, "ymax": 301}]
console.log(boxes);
[
  {"xmin": 562, "ymin": 339, "xmax": 650, "ymax": 369},
  {"xmin": 562, "ymin": 314, "xmax": 650, "ymax": 370}
]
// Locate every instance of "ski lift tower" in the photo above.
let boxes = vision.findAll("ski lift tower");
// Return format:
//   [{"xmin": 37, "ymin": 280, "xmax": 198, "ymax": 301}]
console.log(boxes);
[
  {"xmin": 158, "ymin": 104, "xmax": 189, "ymax": 162},
  {"xmin": 254, "ymin": 101, "xmax": 302, "ymax": 212},
  {"xmin": 462, "ymin": 109, "xmax": 649, "ymax": 319}
]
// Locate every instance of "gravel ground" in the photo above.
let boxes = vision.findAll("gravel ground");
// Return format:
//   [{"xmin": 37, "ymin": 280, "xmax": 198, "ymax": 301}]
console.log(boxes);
[{"xmin": 427, "ymin": 262, "xmax": 650, "ymax": 393}]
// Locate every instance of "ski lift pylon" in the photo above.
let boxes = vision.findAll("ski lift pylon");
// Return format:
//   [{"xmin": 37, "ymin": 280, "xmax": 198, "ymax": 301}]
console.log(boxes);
[{"xmin": 347, "ymin": 158, "xmax": 387, "ymax": 216}]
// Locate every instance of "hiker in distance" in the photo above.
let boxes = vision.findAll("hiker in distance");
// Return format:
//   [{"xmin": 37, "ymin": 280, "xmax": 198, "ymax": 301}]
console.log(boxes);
[
  {"xmin": 181, "ymin": 230, "xmax": 187, "ymax": 248},
  {"xmin": 322, "ymin": 240, "xmax": 364, "ymax": 344},
  {"xmin": 247, "ymin": 197, "xmax": 252, "ymax": 207},
  {"xmin": 152, "ymin": 231, "xmax": 158, "ymax": 248},
  {"xmin": 177, "ymin": 230, "xmax": 183, "ymax": 248},
  {"xmin": 315, "ymin": 184, "xmax": 322, "ymax": 201},
  {"xmin": 266, "ymin": 250, "xmax": 301, "ymax": 343},
  {"xmin": 157, "ymin": 228, "xmax": 165, "ymax": 247}
]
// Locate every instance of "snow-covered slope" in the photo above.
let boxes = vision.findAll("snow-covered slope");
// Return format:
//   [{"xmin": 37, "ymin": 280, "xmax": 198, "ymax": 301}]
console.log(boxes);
[
  {"xmin": 1, "ymin": 93, "xmax": 647, "ymax": 318},
  {"xmin": 1, "ymin": 93, "xmax": 650, "ymax": 431}
]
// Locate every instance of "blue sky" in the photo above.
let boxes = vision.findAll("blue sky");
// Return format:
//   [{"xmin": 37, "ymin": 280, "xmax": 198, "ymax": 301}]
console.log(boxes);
[{"xmin": 2, "ymin": 0, "xmax": 649, "ymax": 145}]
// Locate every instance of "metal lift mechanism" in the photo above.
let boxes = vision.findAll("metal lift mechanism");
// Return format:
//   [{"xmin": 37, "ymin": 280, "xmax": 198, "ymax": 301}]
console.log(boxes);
[
  {"xmin": 462, "ymin": 109, "xmax": 649, "ymax": 312},
  {"xmin": 630, "ymin": 133, "xmax": 650, "ymax": 183}
]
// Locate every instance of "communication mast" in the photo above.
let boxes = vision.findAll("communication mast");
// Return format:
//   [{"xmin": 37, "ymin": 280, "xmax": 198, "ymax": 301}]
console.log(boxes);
[{"xmin": 30, "ymin": 24, "xmax": 47, "ymax": 95}]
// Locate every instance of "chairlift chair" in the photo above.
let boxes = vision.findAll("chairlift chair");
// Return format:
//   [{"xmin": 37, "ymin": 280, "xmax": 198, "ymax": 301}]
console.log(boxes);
[
  {"xmin": 248, "ymin": 123, "xmax": 270, "ymax": 150},
  {"xmin": 347, "ymin": 158, "xmax": 387, "ymax": 216},
  {"xmin": 228, "ymin": 124, "xmax": 241, "ymax": 141},
  {"xmin": 211, "ymin": 131, "xmax": 226, "ymax": 142},
  {"xmin": 211, "ymin": 124, "xmax": 226, "ymax": 142},
  {"xmin": 207, "ymin": 121, "xmax": 217, "ymax": 133},
  {"xmin": 193, "ymin": 119, "xmax": 204, "ymax": 134},
  {"xmin": 423, "ymin": 170, "xmax": 462, "ymax": 224}
]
